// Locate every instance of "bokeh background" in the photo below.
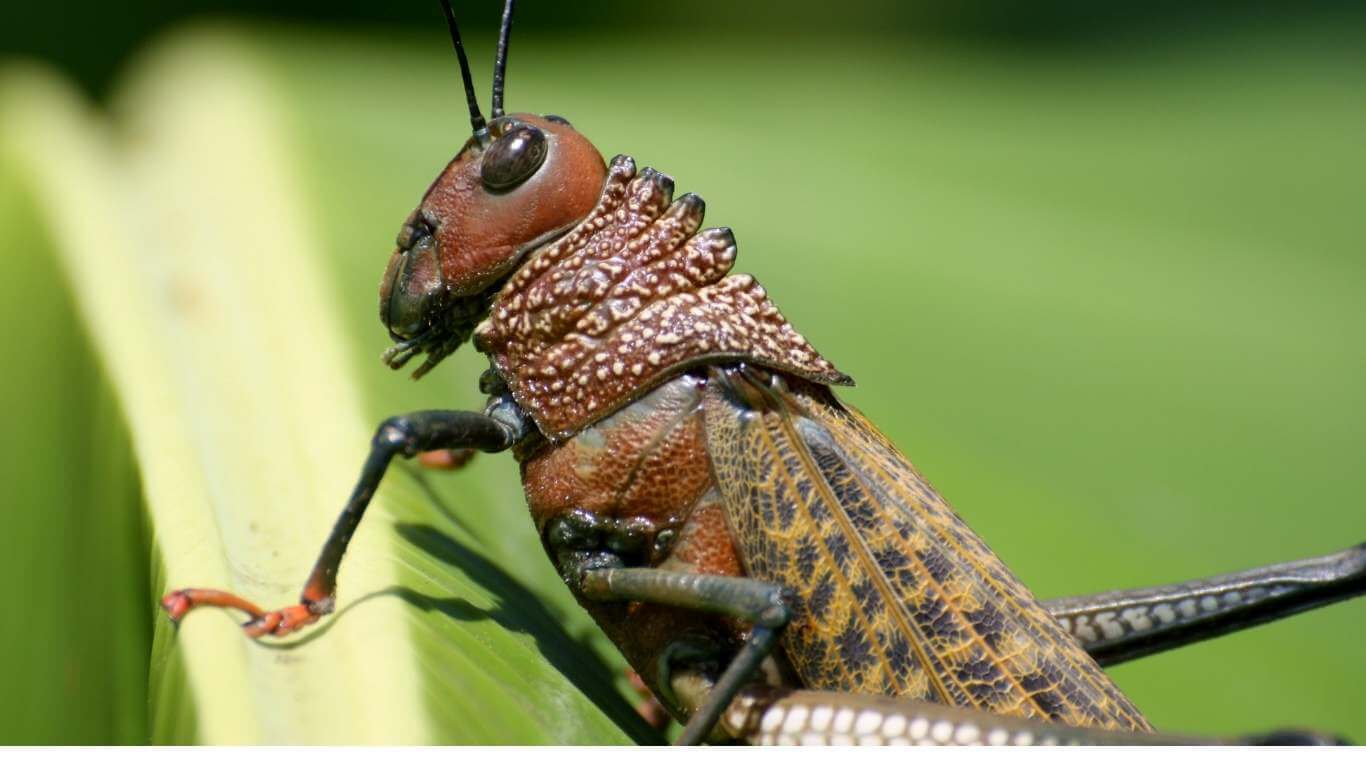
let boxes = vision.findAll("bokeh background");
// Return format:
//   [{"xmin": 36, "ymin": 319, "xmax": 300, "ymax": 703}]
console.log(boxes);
[{"xmin": 2, "ymin": 0, "xmax": 1363, "ymax": 745}]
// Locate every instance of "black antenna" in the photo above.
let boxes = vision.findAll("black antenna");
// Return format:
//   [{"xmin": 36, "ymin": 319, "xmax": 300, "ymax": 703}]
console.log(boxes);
[
  {"xmin": 440, "ymin": 0, "xmax": 490, "ymax": 147},
  {"xmin": 491, "ymin": 0, "xmax": 516, "ymax": 118}
]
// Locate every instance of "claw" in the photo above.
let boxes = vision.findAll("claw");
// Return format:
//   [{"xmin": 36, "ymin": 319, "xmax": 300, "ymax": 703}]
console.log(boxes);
[{"xmin": 160, "ymin": 590, "xmax": 193, "ymax": 624}]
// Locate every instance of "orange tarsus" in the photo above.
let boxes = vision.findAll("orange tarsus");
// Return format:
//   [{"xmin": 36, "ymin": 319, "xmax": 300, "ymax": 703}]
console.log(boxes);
[
  {"xmin": 161, "ymin": 588, "xmax": 264, "ymax": 621},
  {"xmin": 160, "ymin": 588, "xmax": 324, "ymax": 639}
]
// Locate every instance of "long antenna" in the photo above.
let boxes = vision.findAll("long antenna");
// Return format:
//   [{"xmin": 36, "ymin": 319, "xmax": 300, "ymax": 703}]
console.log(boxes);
[
  {"xmin": 491, "ymin": 0, "xmax": 516, "ymax": 118},
  {"xmin": 440, "ymin": 0, "xmax": 490, "ymax": 147}
]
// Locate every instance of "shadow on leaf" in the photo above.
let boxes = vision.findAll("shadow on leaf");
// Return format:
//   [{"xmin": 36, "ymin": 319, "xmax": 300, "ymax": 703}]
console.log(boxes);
[{"xmin": 393, "ymin": 520, "xmax": 664, "ymax": 745}]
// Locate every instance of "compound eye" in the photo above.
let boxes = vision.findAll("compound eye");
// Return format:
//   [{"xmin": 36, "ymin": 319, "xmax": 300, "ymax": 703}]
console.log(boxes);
[{"xmin": 480, "ymin": 124, "xmax": 548, "ymax": 191}]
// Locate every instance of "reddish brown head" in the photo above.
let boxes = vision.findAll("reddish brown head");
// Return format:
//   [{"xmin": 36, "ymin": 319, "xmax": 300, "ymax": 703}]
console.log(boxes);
[{"xmin": 380, "ymin": 1, "xmax": 607, "ymax": 377}]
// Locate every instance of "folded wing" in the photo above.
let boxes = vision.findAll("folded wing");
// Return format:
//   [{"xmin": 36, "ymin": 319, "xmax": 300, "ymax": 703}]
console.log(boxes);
[{"xmin": 702, "ymin": 366, "xmax": 1150, "ymax": 731}]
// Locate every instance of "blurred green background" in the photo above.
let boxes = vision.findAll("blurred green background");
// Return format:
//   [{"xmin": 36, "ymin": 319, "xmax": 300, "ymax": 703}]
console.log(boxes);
[{"xmin": 2, "ymin": 0, "xmax": 1363, "ymax": 745}]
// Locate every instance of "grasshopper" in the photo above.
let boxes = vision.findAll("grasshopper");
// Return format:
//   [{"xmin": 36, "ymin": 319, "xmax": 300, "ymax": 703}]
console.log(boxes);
[{"xmin": 160, "ymin": 0, "xmax": 1365, "ymax": 745}]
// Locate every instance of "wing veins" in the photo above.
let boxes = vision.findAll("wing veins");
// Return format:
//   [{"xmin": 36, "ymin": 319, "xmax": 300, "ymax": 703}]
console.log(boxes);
[
  {"xmin": 837, "ymin": 409, "xmax": 1150, "ymax": 729},
  {"xmin": 821, "ymin": 419, "xmax": 1055, "ymax": 719},
  {"xmin": 760, "ymin": 405, "xmax": 967, "ymax": 707},
  {"xmin": 748, "ymin": 418, "xmax": 907, "ymax": 692}
]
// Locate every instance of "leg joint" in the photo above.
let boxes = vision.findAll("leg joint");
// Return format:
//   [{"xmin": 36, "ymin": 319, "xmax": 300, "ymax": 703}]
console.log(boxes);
[
  {"xmin": 373, "ymin": 416, "xmax": 421, "ymax": 457},
  {"xmin": 755, "ymin": 587, "xmax": 791, "ymax": 629}
]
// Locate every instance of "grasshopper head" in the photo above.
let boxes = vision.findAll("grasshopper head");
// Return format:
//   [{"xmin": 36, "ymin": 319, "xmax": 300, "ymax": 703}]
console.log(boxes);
[{"xmin": 380, "ymin": 1, "xmax": 607, "ymax": 378}]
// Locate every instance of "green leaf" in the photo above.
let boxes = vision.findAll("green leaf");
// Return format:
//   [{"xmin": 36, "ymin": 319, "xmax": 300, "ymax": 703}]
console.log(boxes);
[{"xmin": 0, "ymin": 69, "xmax": 149, "ymax": 745}]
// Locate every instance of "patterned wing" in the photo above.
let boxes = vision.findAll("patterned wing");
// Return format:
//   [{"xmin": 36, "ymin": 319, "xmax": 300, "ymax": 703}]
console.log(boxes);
[{"xmin": 701, "ymin": 366, "xmax": 1151, "ymax": 731}]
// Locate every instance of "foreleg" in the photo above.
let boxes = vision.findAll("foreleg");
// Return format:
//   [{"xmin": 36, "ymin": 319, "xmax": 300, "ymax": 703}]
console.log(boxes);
[{"xmin": 161, "ymin": 406, "xmax": 523, "ymax": 638}]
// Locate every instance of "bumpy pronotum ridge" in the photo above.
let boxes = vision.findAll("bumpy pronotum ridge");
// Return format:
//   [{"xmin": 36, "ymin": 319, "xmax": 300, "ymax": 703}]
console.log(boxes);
[{"xmin": 476, "ymin": 155, "xmax": 851, "ymax": 438}]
